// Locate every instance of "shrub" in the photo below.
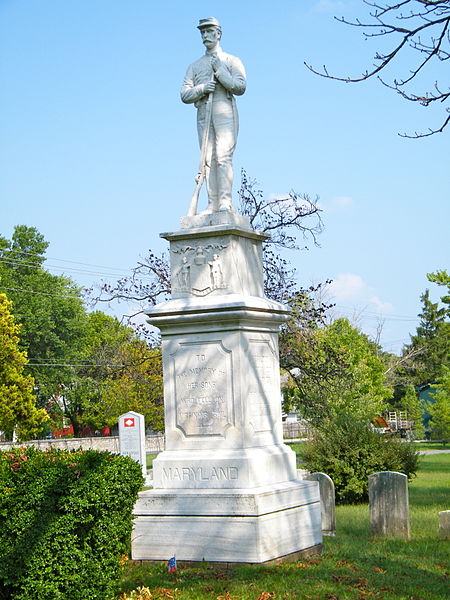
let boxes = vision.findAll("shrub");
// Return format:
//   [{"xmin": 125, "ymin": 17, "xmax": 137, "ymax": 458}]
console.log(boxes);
[
  {"xmin": 303, "ymin": 415, "xmax": 418, "ymax": 504},
  {"xmin": 0, "ymin": 447, "xmax": 144, "ymax": 600}
]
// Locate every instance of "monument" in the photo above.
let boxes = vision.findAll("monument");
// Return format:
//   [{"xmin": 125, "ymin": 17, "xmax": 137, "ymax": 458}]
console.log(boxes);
[{"xmin": 132, "ymin": 17, "xmax": 322, "ymax": 563}]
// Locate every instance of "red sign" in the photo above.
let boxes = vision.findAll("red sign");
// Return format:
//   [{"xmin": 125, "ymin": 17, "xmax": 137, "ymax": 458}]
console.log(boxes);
[{"xmin": 124, "ymin": 418, "xmax": 135, "ymax": 427}]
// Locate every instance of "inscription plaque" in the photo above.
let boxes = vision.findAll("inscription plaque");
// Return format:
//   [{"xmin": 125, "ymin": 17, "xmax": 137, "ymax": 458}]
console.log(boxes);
[
  {"xmin": 172, "ymin": 341, "xmax": 233, "ymax": 436},
  {"xmin": 162, "ymin": 465, "xmax": 239, "ymax": 482}
]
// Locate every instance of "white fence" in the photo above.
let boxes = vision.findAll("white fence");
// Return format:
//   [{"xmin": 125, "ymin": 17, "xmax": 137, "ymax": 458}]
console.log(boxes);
[
  {"xmin": 0, "ymin": 434, "xmax": 165, "ymax": 454},
  {"xmin": 1, "ymin": 425, "xmax": 311, "ymax": 453},
  {"xmin": 282, "ymin": 421, "xmax": 312, "ymax": 439}
]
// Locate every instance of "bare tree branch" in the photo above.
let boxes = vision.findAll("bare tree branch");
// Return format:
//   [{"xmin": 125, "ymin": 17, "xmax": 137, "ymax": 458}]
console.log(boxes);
[
  {"xmin": 89, "ymin": 170, "xmax": 325, "ymax": 325},
  {"xmin": 305, "ymin": 0, "xmax": 450, "ymax": 137}
]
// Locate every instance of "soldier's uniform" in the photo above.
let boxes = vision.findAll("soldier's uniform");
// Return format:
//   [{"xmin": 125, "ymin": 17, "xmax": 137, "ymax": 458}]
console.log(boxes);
[{"xmin": 181, "ymin": 21, "xmax": 246, "ymax": 212}]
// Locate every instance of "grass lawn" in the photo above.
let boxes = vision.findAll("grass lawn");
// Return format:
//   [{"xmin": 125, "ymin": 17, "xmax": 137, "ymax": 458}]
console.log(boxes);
[
  {"xmin": 414, "ymin": 442, "xmax": 449, "ymax": 451},
  {"xmin": 119, "ymin": 453, "xmax": 449, "ymax": 600},
  {"xmin": 146, "ymin": 453, "xmax": 158, "ymax": 469}
]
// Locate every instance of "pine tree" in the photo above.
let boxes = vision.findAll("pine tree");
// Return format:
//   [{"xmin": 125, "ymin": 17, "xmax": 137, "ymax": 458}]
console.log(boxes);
[
  {"xmin": 406, "ymin": 289, "xmax": 450, "ymax": 386},
  {"xmin": 428, "ymin": 369, "xmax": 450, "ymax": 443},
  {"xmin": 0, "ymin": 292, "xmax": 48, "ymax": 440}
]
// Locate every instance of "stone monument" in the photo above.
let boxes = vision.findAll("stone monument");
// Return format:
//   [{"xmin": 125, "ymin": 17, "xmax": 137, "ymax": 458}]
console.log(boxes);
[{"xmin": 131, "ymin": 18, "xmax": 322, "ymax": 563}]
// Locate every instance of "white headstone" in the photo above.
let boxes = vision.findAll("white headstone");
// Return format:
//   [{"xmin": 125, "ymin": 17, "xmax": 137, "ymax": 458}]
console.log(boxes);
[
  {"xmin": 118, "ymin": 411, "xmax": 146, "ymax": 476},
  {"xmin": 306, "ymin": 472, "xmax": 336, "ymax": 536}
]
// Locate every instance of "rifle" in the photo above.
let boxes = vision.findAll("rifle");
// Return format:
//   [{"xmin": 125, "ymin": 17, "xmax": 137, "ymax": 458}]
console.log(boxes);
[{"xmin": 188, "ymin": 80, "xmax": 215, "ymax": 216}]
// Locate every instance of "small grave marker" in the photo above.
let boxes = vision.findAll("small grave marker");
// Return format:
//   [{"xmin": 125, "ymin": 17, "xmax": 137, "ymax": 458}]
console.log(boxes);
[
  {"xmin": 306, "ymin": 472, "xmax": 336, "ymax": 536},
  {"xmin": 119, "ymin": 411, "xmax": 146, "ymax": 476},
  {"xmin": 438, "ymin": 510, "xmax": 450, "ymax": 540},
  {"xmin": 369, "ymin": 471, "xmax": 410, "ymax": 538}
]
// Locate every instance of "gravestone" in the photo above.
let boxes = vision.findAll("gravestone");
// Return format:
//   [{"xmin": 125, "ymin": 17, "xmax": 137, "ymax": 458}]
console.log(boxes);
[
  {"xmin": 131, "ymin": 17, "xmax": 322, "ymax": 563},
  {"xmin": 306, "ymin": 473, "xmax": 336, "ymax": 536},
  {"xmin": 438, "ymin": 510, "xmax": 450, "ymax": 540},
  {"xmin": 119, "ymin": 411, "xmax": 146, "ymax": 476},
  {"xmin": 369, "ymin": 471, "xmax": 410, "ymax": 538}
]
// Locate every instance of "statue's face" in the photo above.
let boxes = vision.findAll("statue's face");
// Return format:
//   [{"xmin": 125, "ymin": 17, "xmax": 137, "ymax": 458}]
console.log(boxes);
[{"xmin": 200, "ymin": 26, "xmax": 220, "ymax": 49}]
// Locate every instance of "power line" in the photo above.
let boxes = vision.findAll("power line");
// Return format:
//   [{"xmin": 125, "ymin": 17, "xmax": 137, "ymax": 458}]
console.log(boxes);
[
  {"xmin": 0, "ymin": 285, "xmax": 84, "ymax": 300},
  {"xmin": 0, "ymin": 256, "xmax": 147, "ymax": 281},
  {"xmin": 331, "ymin": 304, "xmax": 420, "ymax": 323},
  {"xmin": 27, "ymin": 359, "xmax": 159, "ymax": 368},
  {"xmin": 0, "ymin": 249, "xmax": 429, "ymax": 324},
  {"xmin": 0, "ymin": 248, "xmax": 158, "ymax": 280}
]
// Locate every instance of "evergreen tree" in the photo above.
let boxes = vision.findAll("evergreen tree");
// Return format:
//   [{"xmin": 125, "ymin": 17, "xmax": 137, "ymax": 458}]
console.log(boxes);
[
  {"xmin": 0, "ymin": 293, "xmax": 48, "ymax": 440},
  {"xmin": 428, "ymin": 368, "xmax": 450, "ymax": 443},
  {"xmin": 427, "ymin": 269, "xmax": 450, "ymax": 309},
  {"xmin": 405, "ymin": 289, "xmax": 450, "ymax": 387}
]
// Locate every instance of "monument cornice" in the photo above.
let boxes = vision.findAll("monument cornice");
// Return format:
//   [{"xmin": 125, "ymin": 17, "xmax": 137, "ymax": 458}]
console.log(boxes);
[{"xmin": 161, "ymin": 224, "xmax": 269, "ymax": 243}]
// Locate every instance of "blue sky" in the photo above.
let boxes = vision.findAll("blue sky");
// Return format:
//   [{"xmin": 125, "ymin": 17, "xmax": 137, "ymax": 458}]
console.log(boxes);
[{"xmin": 1, "ymin": 0, "xmax": 448, "ymax": 354}]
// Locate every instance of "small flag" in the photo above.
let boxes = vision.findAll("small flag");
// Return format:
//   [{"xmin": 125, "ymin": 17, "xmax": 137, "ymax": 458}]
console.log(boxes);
[{"xmin": 167, "ymin": 556, "xmax": 177, "ymax": 572}]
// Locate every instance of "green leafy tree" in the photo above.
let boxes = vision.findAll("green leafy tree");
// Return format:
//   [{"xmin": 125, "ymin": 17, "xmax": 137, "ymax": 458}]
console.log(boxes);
[
  {"xmin": 282, "ymin": 317, "xmax": 391, "ymax": 424},
  {"xmin": 0, "ymin": 293, "xmax": 48, "ymax": 440},
  {"xmin": 50, "ymin": 312, "xmax": 164, "ymax": 435},
  {"xmin": 428, "ymin": 368, "xmax": 450, "ymax": 442},
  {"xmin": 90, "ymin": 342, "xmax": 163, "ymax": 432},
  {"xmin": 400, "ymin": 383, "xmax": 425, "ymax": 440},
  {"xmin": 0, "ymin": 226, "xmax": 88, "ymax": 403},
  {"xmin": 303, "ymin": 416, "xmax": 418, "ymax": 504}
]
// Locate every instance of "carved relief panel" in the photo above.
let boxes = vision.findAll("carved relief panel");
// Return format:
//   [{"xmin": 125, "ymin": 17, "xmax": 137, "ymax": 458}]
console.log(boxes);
[{"xmin": 172, "ymin": 241, "xmax": 228, "ymax": 297}]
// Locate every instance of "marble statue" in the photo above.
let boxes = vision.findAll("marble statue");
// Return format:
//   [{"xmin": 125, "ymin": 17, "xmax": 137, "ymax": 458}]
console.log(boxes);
[{"xmin": 181, "ymin": 17, "xmax": 246, "ymax": 215}]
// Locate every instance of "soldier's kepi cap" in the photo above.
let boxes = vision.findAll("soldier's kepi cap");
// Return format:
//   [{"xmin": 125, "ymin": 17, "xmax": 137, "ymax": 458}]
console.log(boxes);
[{"xmin": 197, "ymin": 17, "xmax": 221, "ymax": 30}]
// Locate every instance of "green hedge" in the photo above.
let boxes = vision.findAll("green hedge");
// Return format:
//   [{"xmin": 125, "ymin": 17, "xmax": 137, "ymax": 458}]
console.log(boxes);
[
  {"xmin": 303, "ymin": 416, "xmax": 419, "ymax": 504},
  {"xmin": 0, "ymin": 447, "xmax": 144, "ymax": 600}
]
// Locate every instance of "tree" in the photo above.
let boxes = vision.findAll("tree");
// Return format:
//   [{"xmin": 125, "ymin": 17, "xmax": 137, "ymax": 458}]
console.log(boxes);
[
  {"xmin": 83, "ymin": 341, "xmax": 164, "ymax": 432},
  {"xmin": 427, "ymin": 367, "xmax": 450, "ymax": 441},
  {"xmin": 78, "ymin": 312, "xmax": 164, "ymax": 432},
  {"xmin": 427, "ymin": 268, "xmax": 450, "ymax": 307},
  {"xmin": 237, "ymin": 170, "xmax": 323, "ymax": 302},
  {"xmin": 282, "ymin": 317, "xmax": 392, "ymax": 424},
  {"xmin": 400, "ymin": 383, "xmax": 425, "ymax": 438},
  {"xmin": 0, "ymin": 226, "xmax": 165, "ymax": 436},
  {"xmin": 91, "ymin": 170, "xmax": 324, "ymax": 323},
  {"xmin": 0, "ymin": 225, "xmax": 88, "ymax": 401},
  {"xmin": 404, "ymin": 287, "xmax": 450, "ymax": 386},
  {"xmin": 0, "ymin": 293, "xmax": 48, "ymax": 440},
  {"xmin": 306, "ymin": 0, "xmax": 450, "ymax": 137},
  {"xmin": 47, "ymin": 312, "xmax": 164, "ymax": 435}
]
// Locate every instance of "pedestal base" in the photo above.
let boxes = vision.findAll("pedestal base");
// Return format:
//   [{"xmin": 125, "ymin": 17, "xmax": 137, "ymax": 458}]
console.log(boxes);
[{"xmin": 132, "ymin": 480, "xmax": 322, "ymax": 563}]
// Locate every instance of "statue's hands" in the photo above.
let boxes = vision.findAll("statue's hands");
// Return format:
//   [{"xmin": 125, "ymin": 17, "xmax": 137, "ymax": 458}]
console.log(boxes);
[
  {"xmin": 204, "ymin": 80, "xmax": 216, "ymax": 94},
  {"xmin": 211, "ymin": 54, "xmax": 222, "ymax": 73}
]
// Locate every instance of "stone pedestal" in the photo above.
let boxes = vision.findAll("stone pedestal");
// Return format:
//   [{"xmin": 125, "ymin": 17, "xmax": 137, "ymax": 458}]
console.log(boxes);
[{"xmin": 132, "ymin": 212, "xmax": 322, "ymax": 562}]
